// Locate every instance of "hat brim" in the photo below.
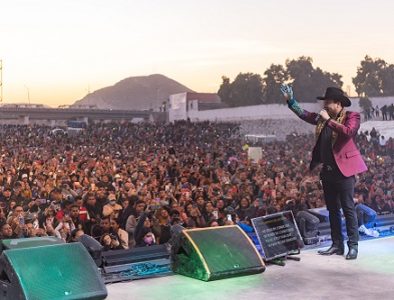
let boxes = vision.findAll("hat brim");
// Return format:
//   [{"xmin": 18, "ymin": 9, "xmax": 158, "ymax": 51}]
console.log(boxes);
[{"xmin": 316, "ymin": 95, "xmax": 351, "ymax": 107}]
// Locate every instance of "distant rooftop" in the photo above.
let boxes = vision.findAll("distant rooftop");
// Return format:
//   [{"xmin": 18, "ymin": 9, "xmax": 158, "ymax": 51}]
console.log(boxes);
[{"xmin": 186, "ymin": 92, "xmax": 221, "ymax": 103}]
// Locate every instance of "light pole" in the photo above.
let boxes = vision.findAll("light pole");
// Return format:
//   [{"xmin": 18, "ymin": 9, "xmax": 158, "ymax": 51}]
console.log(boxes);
[{"xmin": 24, "ymin": 85, "xmax": 30, "ymax": 104}]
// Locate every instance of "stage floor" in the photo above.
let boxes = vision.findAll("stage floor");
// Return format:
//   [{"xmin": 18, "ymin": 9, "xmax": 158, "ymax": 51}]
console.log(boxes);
[{"xmin": 106, "ymin": 236, "xmax": 394, "ymax": 300}]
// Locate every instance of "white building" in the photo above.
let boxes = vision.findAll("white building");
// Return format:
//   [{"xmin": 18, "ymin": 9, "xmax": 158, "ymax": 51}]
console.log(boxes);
[{"xmin": 168, "ymin": 92, "xmax": 223, "ymax": 122}]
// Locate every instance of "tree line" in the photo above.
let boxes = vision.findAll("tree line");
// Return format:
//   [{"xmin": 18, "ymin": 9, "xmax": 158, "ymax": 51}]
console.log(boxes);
[{"xmin": 218, "ymin": 55, "xmax": 394, "ymax": 107}]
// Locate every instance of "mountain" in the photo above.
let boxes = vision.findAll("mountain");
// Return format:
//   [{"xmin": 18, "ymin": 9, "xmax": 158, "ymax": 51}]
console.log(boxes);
[{"xmin": 72, "ymin": 74, "xmax": 195, "ymax": 110}]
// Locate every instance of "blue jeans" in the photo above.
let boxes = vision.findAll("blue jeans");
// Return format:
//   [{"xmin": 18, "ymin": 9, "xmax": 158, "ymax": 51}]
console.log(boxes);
[{"xmin": 356, "ymin": 204, "xmax": 377, "ymax": 228}]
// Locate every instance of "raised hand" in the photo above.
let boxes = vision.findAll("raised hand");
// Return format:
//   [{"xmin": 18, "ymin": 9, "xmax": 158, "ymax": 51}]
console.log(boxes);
[{"xmin": 280, "ymin": 84, "xmax": 294, "ymax": 101}]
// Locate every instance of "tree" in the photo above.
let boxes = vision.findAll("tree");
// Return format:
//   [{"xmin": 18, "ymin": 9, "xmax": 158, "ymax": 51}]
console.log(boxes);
[
  {"xmin": 218, "ymin": 76, "xmax": 231, "ymax": 104},
  {"xmin": 359, "ymin": 96, "xmax": 372, "ymax": 112},
  {"xmin": 352, "ymin": 55, "xmax": 386, "ymax": 97},
  {"xmin": 311, "ymin": 67, "xmax": 343, "ymax": 96},
  {"xmin": 262, "ymin": 64, "xmax": 288, "ymax": 104},
  {"xmin": 353, "ymin": 56, "xmax": 394, "ymax": 97},
  {"xmin": 285, "ymin": 56, "xmax": 343, "ymax": 102},
  {"xmin": 230, "ymin": 73, "xmax": 264, "ymax": 106},
  {"xmin": 380, "ymin": 64, "xmax": 394, "ymax": 96},
  {"xmin": 218, "ymin": 73, "xmax": 264, "ymax": 107},
  {"xmin": 218, "ymin": 56, "xmax": 344, "ymax": 106}
]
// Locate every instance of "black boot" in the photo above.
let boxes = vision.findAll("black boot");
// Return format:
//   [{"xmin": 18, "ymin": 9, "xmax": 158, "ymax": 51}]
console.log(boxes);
[
  {"xmin": 318, "ymin": 245, "xmax": 344, "ymax": 256},
  {"xmin": 346, "ymin": 248, "xmax": 358, "ymax": 260}
]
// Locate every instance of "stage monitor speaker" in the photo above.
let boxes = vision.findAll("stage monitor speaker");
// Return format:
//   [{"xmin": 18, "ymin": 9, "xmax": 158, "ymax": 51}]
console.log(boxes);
[
  {"xmin": 77, "ymin": 234, "xmax": 103, "ymax": 267},
  {"xmin": 172, "ymin": 225, "xmax": 265, "ymax": 281},
  {"xmin": 0, "ymin": 242, "xmax": 107, "ymax": 300},
  {"xmin": 0, "ymin": 236, "xmax": 64, "ymax": 253}
]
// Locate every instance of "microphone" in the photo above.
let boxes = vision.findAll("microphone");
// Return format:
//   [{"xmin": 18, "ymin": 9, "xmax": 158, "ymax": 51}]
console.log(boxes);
[{"xmin": 315, "ymin": 109, "xmax": 327, "ymax": 122}]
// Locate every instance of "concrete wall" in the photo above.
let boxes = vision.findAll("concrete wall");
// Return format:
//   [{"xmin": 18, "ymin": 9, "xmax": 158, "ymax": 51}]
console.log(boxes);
[
  {"xmin": 168, "ymin": 96, "xmax": 394, "ymax": 123},
  {"xmin": 362, "ymin": 96, "xmax": 394, "ymax": 108},
  {"xmin": 184, "ymin": 102, "xmax": 324, "ymax": 122}
]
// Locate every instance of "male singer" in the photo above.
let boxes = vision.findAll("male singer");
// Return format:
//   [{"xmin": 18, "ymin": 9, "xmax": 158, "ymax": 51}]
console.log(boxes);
[{"xmin": 280, "ymin": 85, "xmax": 367, "ymax": 260}]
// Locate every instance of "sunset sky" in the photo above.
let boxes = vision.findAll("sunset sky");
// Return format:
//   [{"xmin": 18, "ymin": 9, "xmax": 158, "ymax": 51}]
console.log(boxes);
[{"xmin": 1, "ymin": 0, "xmax": 394, "ymax": 107}]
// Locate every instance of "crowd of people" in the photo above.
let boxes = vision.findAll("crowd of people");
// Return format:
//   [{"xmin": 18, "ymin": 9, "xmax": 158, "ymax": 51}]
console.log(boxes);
[
  {"xmin": 238, "ymin": 119, "xmax": 313, "ymax": 141},
  {"xmin": 0, "ymin": 121, "xmax": 392, "ymax": 250},
  {"xmin": 363, "ymin": 103, "xmax": 394, "ymax": 121}
]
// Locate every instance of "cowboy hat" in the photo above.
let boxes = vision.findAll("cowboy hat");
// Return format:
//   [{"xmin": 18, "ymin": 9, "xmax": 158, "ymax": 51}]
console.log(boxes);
[{"xmin": 317, "ymin": 87, "xmax": 351, "ymax": 107}]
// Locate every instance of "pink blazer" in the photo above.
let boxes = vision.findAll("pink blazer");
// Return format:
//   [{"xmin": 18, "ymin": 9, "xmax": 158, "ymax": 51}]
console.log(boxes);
[{"xmin": 288, "ymin": 99, "xmax": 368, "ymax": 177}]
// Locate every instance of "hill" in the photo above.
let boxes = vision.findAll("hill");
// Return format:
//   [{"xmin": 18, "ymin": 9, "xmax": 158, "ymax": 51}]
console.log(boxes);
[{"xmin": 72, "ymin": 74, "xmax": 194, "ymax": 110}]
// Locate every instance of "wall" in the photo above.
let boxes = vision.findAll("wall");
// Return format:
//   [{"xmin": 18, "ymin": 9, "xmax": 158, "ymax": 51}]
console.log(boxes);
[
  {"xmin": 187, "ymin": 103, "xmax": 321, "ymax": 122},
  {"xmin": 168, "ymin": 96, "xmax": 394, "ymax": 123}
]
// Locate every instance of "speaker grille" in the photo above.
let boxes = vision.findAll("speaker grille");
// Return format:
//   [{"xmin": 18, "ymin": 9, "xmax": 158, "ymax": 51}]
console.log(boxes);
[
  {"xmin": 185, "ymin": 226, "xmax": 263, "ymax": 274},
  {"xmin": 4, "ymin": 243, "xmax": 106, "ymax": 300}
]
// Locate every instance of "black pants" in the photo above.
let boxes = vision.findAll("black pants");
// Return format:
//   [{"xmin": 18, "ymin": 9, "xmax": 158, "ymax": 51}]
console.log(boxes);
[{"xmin": 321, "ymin": 167, "xmax": 359, "ymax": 249}]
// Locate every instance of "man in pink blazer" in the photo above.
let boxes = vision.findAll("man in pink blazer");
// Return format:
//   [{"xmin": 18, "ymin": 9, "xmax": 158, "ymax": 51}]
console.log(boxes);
[{"xmin": 281, "ymin": 85, "xmax": 368, "ymax": 260}]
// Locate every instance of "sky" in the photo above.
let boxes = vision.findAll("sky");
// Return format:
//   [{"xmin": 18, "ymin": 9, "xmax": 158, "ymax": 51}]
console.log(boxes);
[{"xmin": 1, "ymin": 0, "xmax": 394, "ymax": 107}]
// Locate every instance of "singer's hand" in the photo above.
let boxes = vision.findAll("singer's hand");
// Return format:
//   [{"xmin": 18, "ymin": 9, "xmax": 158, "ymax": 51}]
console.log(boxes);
[
  {"xmin": 280, "ymin": 84, "xmax": 294, "ymax": 101},
  {"xmin": 319, "ymin": 109, "xmax": 330, "ymax": 121}
]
